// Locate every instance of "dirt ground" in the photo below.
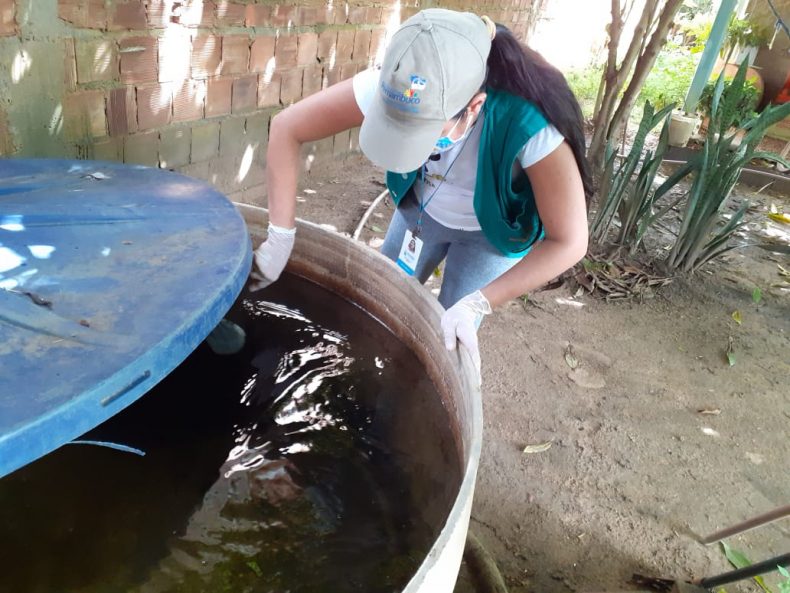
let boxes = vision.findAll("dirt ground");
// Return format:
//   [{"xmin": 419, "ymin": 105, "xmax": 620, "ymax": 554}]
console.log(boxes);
[{"xmin": 286, "ymin": 152, "xmax": 790, "ymax": 593}]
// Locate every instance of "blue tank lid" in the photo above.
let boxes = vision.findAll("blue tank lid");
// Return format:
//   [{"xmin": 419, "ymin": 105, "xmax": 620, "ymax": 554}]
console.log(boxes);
[{"xmin": 0, "ymin": 159, "xmax": 252, "ymax": 478}]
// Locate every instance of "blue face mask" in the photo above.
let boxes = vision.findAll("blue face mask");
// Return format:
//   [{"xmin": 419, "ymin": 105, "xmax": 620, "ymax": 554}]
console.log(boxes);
[{"xmin": 433, "ymin": 113, "xmax": 472, "ymax": 154}]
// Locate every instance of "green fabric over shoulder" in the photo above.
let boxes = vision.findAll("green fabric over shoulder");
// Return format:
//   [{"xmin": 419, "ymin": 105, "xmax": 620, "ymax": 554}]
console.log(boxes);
[{"xmin": 385, "ymin": 88, "xmax": 549, "ymax": 257}]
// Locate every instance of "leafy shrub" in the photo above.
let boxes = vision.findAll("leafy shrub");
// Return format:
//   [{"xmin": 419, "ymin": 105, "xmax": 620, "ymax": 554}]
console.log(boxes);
[
  {"xmin": 699, "ymin": 77, "xmax": 760, "ymax": 128},
  {"xmin": 566, "ymin": 66, "xmax": 603, "ymax": 119},
  {"xmin": 638, "ymin": 43, "xmax": 699, "ymax": 110}
]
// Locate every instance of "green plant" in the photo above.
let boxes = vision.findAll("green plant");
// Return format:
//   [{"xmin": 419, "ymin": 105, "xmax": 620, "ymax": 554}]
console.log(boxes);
[
  {"xmin": 726, "ymin": 16, "xmax": 772, "ymax": 52},
  {"xmin": 699, "ymin": 77, "xmax": 761, "ymax": 128},
  {"xmin": 638, "ymin": 43, "xmax": 699, "ymax": 110},
  {"xmin": 664, "ymin": 60, "xmax": 790, "ymax": 273},
  {"xmin": 590, "ymin": 101, "xmax": 694, "ymax": 252},
  {"xmin": 778, "ymin": 565, "xmax": 790, "ymax": 593},
  {"xmin": 567, "ymin": 65, "xmax": 603, "ymax": 119},
  {"xmin": 678, "ymin": 0, "xmax": 713, "ymax": 21}
]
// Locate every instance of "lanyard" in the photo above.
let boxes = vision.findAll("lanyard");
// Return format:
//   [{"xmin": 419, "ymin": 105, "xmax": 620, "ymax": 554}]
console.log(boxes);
[{"xmin": 414, "ymin": 120, "xmax": 476, "ymax": 237}]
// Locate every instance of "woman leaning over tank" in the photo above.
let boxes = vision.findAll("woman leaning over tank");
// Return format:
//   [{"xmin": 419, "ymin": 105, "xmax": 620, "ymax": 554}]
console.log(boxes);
[{"xmin": 250, "ymin": 9, "xmax": 592, "ymax": 377}]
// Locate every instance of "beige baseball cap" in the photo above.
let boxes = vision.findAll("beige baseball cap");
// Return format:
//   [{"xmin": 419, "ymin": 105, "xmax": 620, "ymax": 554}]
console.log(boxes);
[{"xmin": 359, "ymin": 9, "xmax": 492, "ymax": 173}]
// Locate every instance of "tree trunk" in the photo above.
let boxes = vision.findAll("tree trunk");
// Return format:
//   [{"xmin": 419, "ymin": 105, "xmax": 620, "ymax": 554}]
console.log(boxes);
[
  {"xmin": 589, "ymin": 0, "xmax": 660, "ymax": 170},
  {"xmin": 588, "ymin": 0, "xmax": 683, "ymax": 174},
  {"xmin": 607, "ymin": 0, "xmax": 685, "ymax": 144}
]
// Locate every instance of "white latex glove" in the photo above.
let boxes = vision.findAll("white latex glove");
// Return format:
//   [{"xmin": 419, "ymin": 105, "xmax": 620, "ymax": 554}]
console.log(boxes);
[
  {"xmin": 250, "ymin": 223, "xmax": 296, "ymax": 291},
  {"xmin": 440, "ymin": 290, "xmax": 492, "ymax": 378}
]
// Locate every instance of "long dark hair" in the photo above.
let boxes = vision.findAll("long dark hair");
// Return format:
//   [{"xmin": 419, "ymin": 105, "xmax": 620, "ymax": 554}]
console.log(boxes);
[{"xmin": 486, "ymin": 24, "xmax": 593, "ymax": 203}]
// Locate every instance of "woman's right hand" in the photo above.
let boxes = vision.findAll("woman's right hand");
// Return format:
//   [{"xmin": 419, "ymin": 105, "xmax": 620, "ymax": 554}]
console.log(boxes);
[{"xmin": 250, "ymin": 223, "xmax": 296, "ymax": 291}]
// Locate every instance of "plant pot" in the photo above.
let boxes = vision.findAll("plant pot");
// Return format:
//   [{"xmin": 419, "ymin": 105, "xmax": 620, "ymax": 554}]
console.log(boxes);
[{"xmin": 669, "ymin": 111, "xmax": 700, "ymax": 147}]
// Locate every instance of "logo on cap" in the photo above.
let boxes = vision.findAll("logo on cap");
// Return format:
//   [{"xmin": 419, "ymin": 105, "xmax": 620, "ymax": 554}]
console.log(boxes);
[{"xmin": 380, "ymin": 74, "xmax": 427, "ymax": 113}]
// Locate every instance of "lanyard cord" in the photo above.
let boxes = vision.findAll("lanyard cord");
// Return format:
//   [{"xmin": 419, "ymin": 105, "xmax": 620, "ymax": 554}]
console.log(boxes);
[{"xmin": 415, "ymin": 119, "xmax": 477, "ymax": 234}]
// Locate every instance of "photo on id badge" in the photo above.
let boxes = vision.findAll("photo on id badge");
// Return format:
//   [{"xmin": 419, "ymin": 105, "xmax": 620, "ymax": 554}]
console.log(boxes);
[{"xmin": 396, "ymin": 230, "xmax": 423, "ymax": 276}]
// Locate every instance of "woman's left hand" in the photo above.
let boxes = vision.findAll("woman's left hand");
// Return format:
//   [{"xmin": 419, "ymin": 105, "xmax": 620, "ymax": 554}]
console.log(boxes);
[{"xmin": 440, "ymin": 290, "xmax": 492, "ymax": 378}]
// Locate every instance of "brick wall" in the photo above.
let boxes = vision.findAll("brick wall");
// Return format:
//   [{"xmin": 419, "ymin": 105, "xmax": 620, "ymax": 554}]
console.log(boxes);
[{"xmin": 0, "ymin": 0, "xmax": 538, "ymax": 204}]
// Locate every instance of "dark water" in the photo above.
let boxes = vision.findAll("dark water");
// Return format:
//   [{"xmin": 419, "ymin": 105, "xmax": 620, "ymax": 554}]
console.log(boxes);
[{"xmin": 0, "ymin": 275, "xmax": 462, "ymax": 593}]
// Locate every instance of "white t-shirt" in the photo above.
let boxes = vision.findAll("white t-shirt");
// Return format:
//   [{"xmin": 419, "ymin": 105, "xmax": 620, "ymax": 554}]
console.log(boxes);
[{"xmin": 352, "ymin": 68, "xmax": 565, "ymax": 230}]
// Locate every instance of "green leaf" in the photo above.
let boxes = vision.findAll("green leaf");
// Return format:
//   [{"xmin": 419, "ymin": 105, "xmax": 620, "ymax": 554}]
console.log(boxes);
[
  {"xmin": 752, "ymin": 287, "xmax": 762, "ymax": 304},
  {"xmin": 732, "ymin": 310, "xmax": 742, "ymax": 325},
  {"xmin": 721, "ymin": 543, "xmax": 774, "ymax": 593},
  {"xmin": 371, "ymin": 225, "xmax": 385, "ymax": 233},
  {"xmin": 246, "ymin": 560, "xmax": 263, "ymax": 578},
  {"xmin": 727, "ymin": 351, "xmax": 736, "ymax": 366}
]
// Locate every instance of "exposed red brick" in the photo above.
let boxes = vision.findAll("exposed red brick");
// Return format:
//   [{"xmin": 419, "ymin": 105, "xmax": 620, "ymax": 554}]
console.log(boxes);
[
  {"xmin": 331, "ymin": 2, "xmax": 348, "ymax": 25},
  {"xmin": 107, "ymin": 86, "xmax": 138, "ymax": 136},
  {"xmin": 352, "ymin": 29, "xmax": 370, "ymax": 63},
  {"xmin": 270, "ymin": 4, "xmax": 296, "ymax": 27},
  {"xmin": 302, "ymin": 64, "xmax": 323, "ymax": 98},
  {"xmin": 119, "ymin": 36, "xmax": 158, "ymax": 84},
  {"xmin": 297, "ymin": 32, "xmax": 318, "ymax": 67},
  {"xmin": 124, "ymin": 130, "xmax": 159, "ymax": 166},
  {"xmin": 221, "ymin": 35, "xmax": 250, "ymax": 75},
  {"xmin": 0, "ymin": 106, "xmax": 14, "ymax": 155},
  {"xmin": 76, "ymin": 39, "xmax": 119, "ymax": 83},
  {"xmin": 146, "ymin": 0, "xmax": 171, "ymax": 28},
  {"xmin": 245, "ymin": 4, "xmax": 271, "ymax": 27},
  {"xmin": 381, "ymin": 6, "xmax": 399, "ymax": 25},
  {"xmin": 206, "ymin": 76, "xmax": 232, "ymax": 117},
  {"xmin": 174, "ymin": 0, "xmax": 216, "ymax": 27},
  {"xmin": 191, "ymin": 35, "xmax": 221, "ymax": 79},
  {"xmin": 0, "ymin": 0, "xmax": 16, "ymax": 36},
  {"xmin": 258, "ymin": 72, "xmax": 281, "ymax": 108},
  {"xmin": 58, "ymin": 0, "xmax": 107, "ymax": 29},
  {"xmin": 325, "ymin": 64, "xmax": 342, "ymax": 87},
  {"xmin": 299, "ymin": 5, "xmax": 329, "ymax": 26},
  {"xmin": 232, "ymin": 75, "xmax": 258, "ymax": 113},
  {"xmin": 316, "ymin": 30, "xmax": 336, "ymax": 63},
  {"xmin": 158, "ymin": 32, "xmax": 191, "ymax": 82},
  {"xmin": 334, "ymin": 29, "xmax": 354, "ymax": 63},
  {"xmin": 215, "ymin": 1, "xmax": 245, "ymax": 27},
  {"xmin": 63, "ymin": 38, "xmax": 78, "ymax": 91},
  {"xmin": 173, "ymin": 79, "xmax": 206, "ymax": 122},
  {"xmin": 339, "ymin": 62, "xmax": 359, "ymax": 81},
  {"xmin": 369, "ymin": 28, "xmax": 386, "ymax": 61},
  {"xmin": 275, "ymin": 34, "xmax": 298, "ymax": 70},
  {"xmin": 364, "ymin": 6, "xmax": 382, "ymax": 24},
  {"xmin": 346, "ymin": 5, "xmax": 366, "ymax": 24},
  {"xmin": 137, "ymin": 82, "xmax": 172, "ymax": 130},
  {"xmin": 280, "ymin": 69, "xmax": 302, "ymax": 105},
  {"xmin": 250, "ymin": 36, "xmax": 275, "ymax": 73},
  {"xmin": 62, "ymin": 90, "xmax": 107, "ymax": 140},
  {"xmin": 109, "ymin": 1, "xmax": 147, "ymax": 31}
]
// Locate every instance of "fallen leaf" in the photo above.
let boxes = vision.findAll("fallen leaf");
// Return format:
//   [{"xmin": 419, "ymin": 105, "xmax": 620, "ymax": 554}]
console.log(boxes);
[
  {"xmin": 731, "ymin": 310, "xmax": 742, "ymax": 325},
  {"xmin": 778, "ymin": 264, "xmax": 790, "ymax": 279},
  {"xmin": 523, "ymin": 442, "xmax": 552, "ymax": 454},
  {"xmin": 726, "ymin": 336, "xmax": 735, "ymax": 367},
  {"xmin": 767, "ymin": 212, "xmax": 790, "ymax": 224},
  {"xmin": 371, "ymin": 225, "xmax": 385, "ymax": 233},
  {"xmin": 246, "ymin": 560, "xmax": 263, "ymax": 577},
  {"xmin": 698, "ymin": 408, "xmax": 721, "ymax": 415},
  {"xmin": 752, "ymin": 287, "xmax": 762, "ymax": 304},
  {"xmin": 564, "ymin": 345, "xmax": 578, "ymax": 369}
]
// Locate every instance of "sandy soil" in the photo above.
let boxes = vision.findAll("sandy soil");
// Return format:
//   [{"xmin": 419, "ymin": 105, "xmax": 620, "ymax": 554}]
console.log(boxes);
[{"xmin": 283, "ymin": 152, "xmax": 790, "ymax": 593}]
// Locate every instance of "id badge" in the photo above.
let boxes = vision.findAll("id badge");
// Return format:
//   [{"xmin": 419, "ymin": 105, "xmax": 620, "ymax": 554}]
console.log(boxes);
[{"xmin": 395, "ymin": 230, "xmax": 423, "ymax": 276}]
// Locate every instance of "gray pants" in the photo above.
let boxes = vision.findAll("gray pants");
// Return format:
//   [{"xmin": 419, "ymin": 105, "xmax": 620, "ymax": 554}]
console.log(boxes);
[{"xmin": 381, "ymin": 191, "xmax": 523, "ymax": 309}]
